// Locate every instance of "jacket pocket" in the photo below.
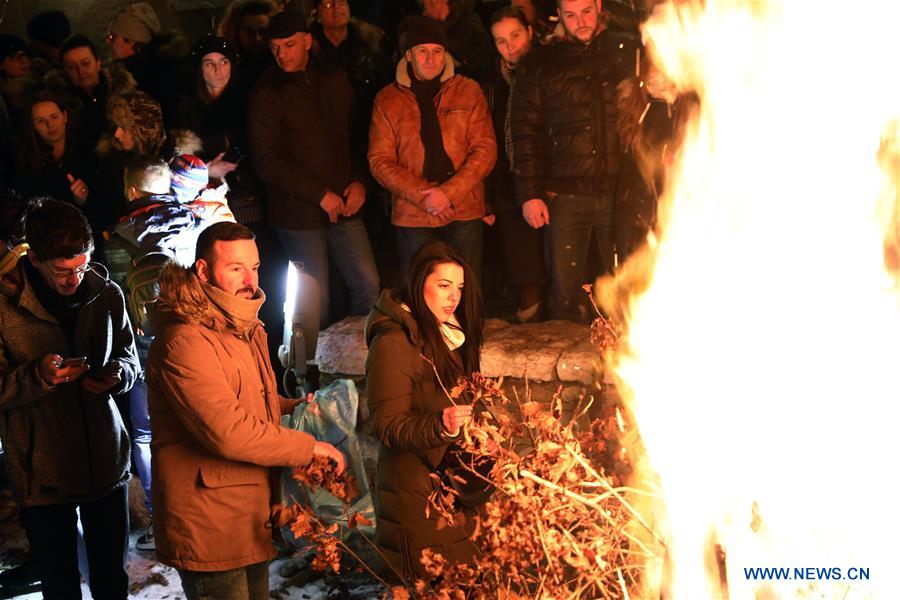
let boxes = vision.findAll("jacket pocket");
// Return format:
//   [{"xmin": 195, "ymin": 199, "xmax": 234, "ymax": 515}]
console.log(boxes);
[{"xmin": 198, "ymin": 462, "xmax": 266, "ymax": 488}]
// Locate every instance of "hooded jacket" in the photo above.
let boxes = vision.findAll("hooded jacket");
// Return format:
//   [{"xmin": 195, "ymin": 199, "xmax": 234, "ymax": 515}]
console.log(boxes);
[
  {"xmin": 108, "ymin": 192, "xmax": 233, "ymax": 272},
  {"xmin": 146, "ymin": 263, "xmax": 316, "ymax": 571},
  {"xmin": 364, "ymin": 290, "xmax": 476, "ymax": 580},
  {"xmin": 368, "ymin": 55, "xmax": 496, "ymax": 228},
  {"xmin": 0, "ymin": 251, "xmax": 138, "ymax": 506}
]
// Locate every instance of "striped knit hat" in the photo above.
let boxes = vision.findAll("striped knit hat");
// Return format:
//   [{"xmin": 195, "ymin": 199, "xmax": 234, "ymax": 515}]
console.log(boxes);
[{"xmin": 169, "ymin": 154, "xmax": 209, "ymax": 203}]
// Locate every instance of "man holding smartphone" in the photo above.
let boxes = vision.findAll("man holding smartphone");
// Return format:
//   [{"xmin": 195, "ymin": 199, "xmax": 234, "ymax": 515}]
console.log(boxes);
[{"xmin": 0, "ymin": 199, "xmax": 139, "ymax": 598}]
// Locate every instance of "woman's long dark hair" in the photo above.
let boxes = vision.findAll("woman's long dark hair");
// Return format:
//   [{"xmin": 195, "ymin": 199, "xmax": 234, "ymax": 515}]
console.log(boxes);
[
  {"xmin": 16, "ymin": 93, "xmax": 71, "ymax": 176},
  {"xmin": 395, "ymin": 241, "xmax": 485, "ymax": 386}
]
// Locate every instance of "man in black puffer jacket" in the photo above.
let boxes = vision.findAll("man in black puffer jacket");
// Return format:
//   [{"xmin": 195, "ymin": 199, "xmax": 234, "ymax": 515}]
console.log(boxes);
[{"xmin": 511, "ymin": 0, "xmax": 637, "ymax": 321}]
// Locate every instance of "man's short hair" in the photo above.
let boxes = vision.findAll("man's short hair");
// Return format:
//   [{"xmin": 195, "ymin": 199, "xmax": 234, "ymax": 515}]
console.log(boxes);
[
  {"xmin": 123, "ymin": 157, "xmax": 171, "ymax": 196},
  {"xmin": 24, "ymin": 199, "xmax": 94, "ymax": 261},
  {"xmin": 60, "ymin": 34, "xmax": 100, "ymax": 60},
  {"xmin": 195, "ymin": 222, "xmax": 256, "ymax": 265}
]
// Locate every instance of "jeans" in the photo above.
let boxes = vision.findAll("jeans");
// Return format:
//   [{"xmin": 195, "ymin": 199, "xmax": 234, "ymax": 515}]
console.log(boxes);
[
  {"xmin": 545, "ymin": 192, "xmax": 615, "ymax": 321},
  {"xmin": 130, "ymin": 334, "xmax": 153, "ymax": 516},
  {"xmin": 178, "ymin": 561, "xmax": 269, "ymax": 600},
  {"xmin": 277, "ymin": 217, "xmax": 380, "ymax": 328},
  {"xmin": 395, "ymin": 219, "xmax": 484, "ymax": 279},
  {"xmin": 20, "ymin": 485, "xmax": 129, "ymax": 600}
]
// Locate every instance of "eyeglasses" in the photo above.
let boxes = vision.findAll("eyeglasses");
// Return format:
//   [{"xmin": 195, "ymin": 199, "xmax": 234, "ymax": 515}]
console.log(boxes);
[
  {"xmin": 320, "ymin": 0, "xmax": 348, "ymax": 9},
  {"xmin": 42, "ymin": 261, "xmax": 95, "ymax": 279}
]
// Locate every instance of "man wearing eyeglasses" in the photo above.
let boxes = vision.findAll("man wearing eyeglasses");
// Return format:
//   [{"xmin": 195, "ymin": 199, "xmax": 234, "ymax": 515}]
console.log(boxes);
[{"xmin": 0, "ymin": 199, "xmax": 139, "ymax": 598}]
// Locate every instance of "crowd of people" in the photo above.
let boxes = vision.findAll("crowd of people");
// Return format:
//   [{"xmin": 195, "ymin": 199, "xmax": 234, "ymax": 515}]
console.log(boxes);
[{"xmin": 0, "ymin": 0, "xmax": 693, "ymax": 597}]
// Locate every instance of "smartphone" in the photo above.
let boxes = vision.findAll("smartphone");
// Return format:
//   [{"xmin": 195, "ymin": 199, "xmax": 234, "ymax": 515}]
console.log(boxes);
[
  {"xmin": 59, "ymin": 356, "xmax": 87, "ymax": 368},
  {"xmin": 222, "ymin": 148, "xmax": 244, "ymax": 163},
  {"xmin": 92, "ymin": 362, "xmax": 122, "ymax": 378}
]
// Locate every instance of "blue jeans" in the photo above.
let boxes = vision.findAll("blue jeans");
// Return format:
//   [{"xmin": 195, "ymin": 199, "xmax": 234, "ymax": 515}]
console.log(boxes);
[
  {"xmin": 277, "ymin": 217, "xmax": 380, "ymax": 328},
  {"xmin": 396, "ymin": 219, "xmax": 484, "ymax": 279},
  {"xmin": 130, "ymin": 335, "xmax": 153, "ymax": 516},
  {"xmin": 178, "ymin": 561, "xmax": 269, "ymax": 600},
  {"xmin": 545, "ymin": 192, "xmax": 615, "ymax": 321}
]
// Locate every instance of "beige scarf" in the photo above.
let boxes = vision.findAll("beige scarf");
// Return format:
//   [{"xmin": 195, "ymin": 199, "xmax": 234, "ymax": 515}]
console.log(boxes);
[{"xmin": 202, "ymin": 282, "xmax": 266, "ymax": 334}]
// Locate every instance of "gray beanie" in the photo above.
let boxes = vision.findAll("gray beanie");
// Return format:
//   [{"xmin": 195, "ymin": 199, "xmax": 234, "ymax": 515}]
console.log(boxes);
[{"xmin": 108, "ymin": 2, "xmax": 161, "ymax": 44}]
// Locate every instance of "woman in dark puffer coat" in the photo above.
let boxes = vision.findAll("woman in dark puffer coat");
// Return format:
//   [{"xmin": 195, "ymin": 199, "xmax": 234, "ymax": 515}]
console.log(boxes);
[{"xmin": 364, "ymin": 240, "xmax": 484, "ymax": 582}]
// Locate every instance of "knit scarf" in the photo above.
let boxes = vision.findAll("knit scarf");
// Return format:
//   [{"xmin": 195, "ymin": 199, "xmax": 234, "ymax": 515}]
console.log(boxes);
[
  {"xmin": 500, "ymin": 59, "xmax": 517, "ymax": 170},
  {"xmin": 201, "ymin": 281, "xmax": 266, "ymax": 335},
  {"xmin": 408, "ymin": 64, "xmax": 456, "ymax": 184}
]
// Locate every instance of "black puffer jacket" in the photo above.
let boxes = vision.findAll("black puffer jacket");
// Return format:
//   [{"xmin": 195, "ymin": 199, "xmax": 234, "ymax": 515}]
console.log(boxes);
[{"xmin": 510, "ymin": 29, "xmax": 637, "ymax": 204}]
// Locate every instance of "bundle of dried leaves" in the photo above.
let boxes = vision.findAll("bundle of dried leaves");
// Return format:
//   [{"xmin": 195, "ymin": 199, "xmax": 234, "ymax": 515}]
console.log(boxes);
[
  {"xmin": 271, "ymin": 456, "xmax": 375, "ymax": 576},
  {"xmin": 407, "ymin": 372, "xmax": 659, "ymax": 599}
]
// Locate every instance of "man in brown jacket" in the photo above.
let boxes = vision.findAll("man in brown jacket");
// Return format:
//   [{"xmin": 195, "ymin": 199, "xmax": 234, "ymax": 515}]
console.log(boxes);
[
  {"xmin": 146, "ymin": 222, "xmax": 345, "ymax": 599},
  {"xmin": 368, "ymin": 15, "xmax": 496, "ymax": 276}
]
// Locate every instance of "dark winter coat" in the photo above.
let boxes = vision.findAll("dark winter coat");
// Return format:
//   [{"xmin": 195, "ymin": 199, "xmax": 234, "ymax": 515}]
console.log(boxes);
[
  {"xmin": 147, "ymin": 263, "xmax": 316, "ymax": 571},
  {"xmin": 443, "ymin": 0, "xmax": 494, "ymax": 81},
  {"xmin": 510, "ymin": 29, "xmax": 637, "ymax": 204},
  {"xmin": 311, "ymin": 19, "xmax": 391, "ymax": 116},
  {"xmin": 47, "ymin": 63, "xmax": 137, "ymax": 150},
  {"xmin": 0, "ymin": 253, "xmax": 139, "ymax": 506},
  {"xmin": 15, "ymin": 138, "xmax": 98, "ymax": 209},
  {"xmin": 174, "ymin": 88, "xmax": 263, "ymax": 224},
  {"xmin": 364, "ymin": 290, "xmax": 476, "ymax": 581},
  {"xmin": 480, "ymin": 59, "xmax": 515, "ymax": 214},
  {"xmin": 248, "ymin": 58, "xmax": 364, "ymax": 231}
]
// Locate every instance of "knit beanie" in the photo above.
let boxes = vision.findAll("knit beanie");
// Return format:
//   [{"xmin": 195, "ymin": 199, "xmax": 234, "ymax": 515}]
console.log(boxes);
[
  {"xmin": 401, "ymin": 16, "xmax": 448, "ymax": 52},
  {"xmin": 108, "ymin": 2, "xmax": 161, "ymax": 44},
  {"xmin": 192, "ymin": 34, "xmax": 238, "ymax": 64},
  {"xmin": 106, "ymin": 90, "xmax": 165, "ymax": 156},
  {"xmin": 169, "ymin": 154, "xmax": 209, "ymax": 203},
  {"xmin": 27, "ymin": 11, "xmax": 72, "ymax": 48}
]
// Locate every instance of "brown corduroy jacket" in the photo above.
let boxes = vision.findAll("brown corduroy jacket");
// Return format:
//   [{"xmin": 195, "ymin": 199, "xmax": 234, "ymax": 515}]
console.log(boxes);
[
  {"xmin": 146, "ymin": 264, "xmax": 316, "ymax": 571},
  {"xmin": 368, "ymin": 55, "xmax": 497, "ymax": 228}
]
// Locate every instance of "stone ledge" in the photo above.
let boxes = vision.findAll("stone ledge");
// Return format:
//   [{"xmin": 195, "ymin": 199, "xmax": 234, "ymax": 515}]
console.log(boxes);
[{"xmin": 316, "ymin": 317, "xmax": 598, "ymax": 384}]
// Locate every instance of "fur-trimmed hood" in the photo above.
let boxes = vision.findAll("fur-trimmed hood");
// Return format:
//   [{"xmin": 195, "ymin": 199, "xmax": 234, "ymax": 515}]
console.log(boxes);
[{"xmin": 151, "ymin": 261, "xmax": 215, "ymax": 329}]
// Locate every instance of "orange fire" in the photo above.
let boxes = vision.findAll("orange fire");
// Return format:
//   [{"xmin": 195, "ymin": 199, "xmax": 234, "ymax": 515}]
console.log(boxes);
[{"xmin": 602, "ymin": 1, "xmax": 900, "ymax": 598}]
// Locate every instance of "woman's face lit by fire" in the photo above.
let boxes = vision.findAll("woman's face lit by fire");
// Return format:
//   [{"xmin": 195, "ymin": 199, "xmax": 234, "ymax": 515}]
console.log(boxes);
[
  {"xmin": 491, "ymin": 17, "xmax": 533, "ymax": 65},
  {"xmin": 423, "ymin": 261, "xmax": 464, "ymax": 324}
]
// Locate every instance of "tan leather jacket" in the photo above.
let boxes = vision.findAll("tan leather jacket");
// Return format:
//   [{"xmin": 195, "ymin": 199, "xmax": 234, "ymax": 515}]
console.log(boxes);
[{"xmin": 368, "ymin": 55, "xmax": 497, "ymax": 228}]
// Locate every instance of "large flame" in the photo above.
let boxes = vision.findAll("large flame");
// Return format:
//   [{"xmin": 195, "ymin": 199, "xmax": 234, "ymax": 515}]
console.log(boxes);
[{"xmin": 605, "ymin": 1, "xmax": 900, "ymax": 598}]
